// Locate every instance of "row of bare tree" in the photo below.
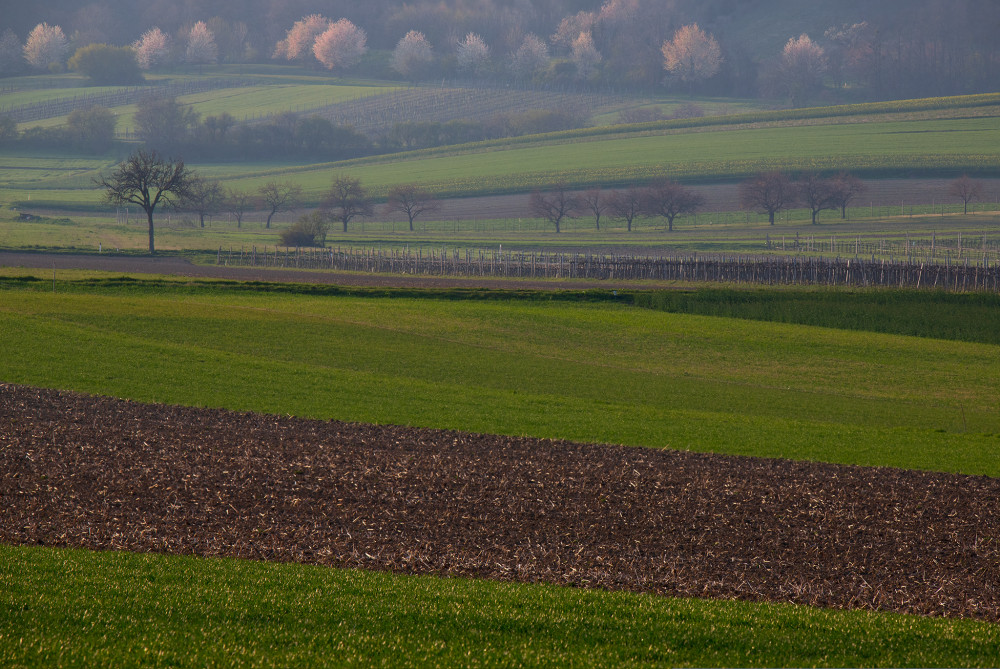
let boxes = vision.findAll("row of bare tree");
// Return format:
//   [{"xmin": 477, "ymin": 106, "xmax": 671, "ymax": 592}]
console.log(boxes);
[
  {"xmin": 95, "ymin": 149, "xmax": 991, "ymax": 255},
  {"xmin": 531, "ymin": 172, "xmax": 989, "ymax": 232}
]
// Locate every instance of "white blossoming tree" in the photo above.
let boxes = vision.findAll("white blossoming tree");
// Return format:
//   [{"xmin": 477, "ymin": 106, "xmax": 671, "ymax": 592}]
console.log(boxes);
[
  {"xmin": 23, "ymin": 23, "xmax": 68, "ymax": 70},
  {"xmin": 313, "ymin": 19, "xmax": 367, "ymax": 71},
  {"xmin": 509, "ymin": 34, "xmax": 548, "ymax": 78},
  {"xmin": 273, "ymin": 14, "xmax": 330, "ymax": 61},
  {"xmin": 391, "ymin": 30, "xmax": 433, "ymax": 78},
  {"xmin": 456, "ymin": 32, "xmax": 489, "ymax": 75},
  {"xmin": 133, "ymin": 27, "xmax": 171, "ymax": 70},
  {"xmin": 571, "ymin": 31, "xmax": 601, "ymax": 79},
  {"xmin": 661, "ymin": 24, "xmax": 723, "ymax": 89},
  {"xmin": 186, "ymin": 21, "xmax": 217, "ymax": 65}
]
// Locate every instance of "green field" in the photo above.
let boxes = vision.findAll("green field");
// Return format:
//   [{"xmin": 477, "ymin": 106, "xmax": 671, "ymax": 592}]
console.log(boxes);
[
  {"xmin": 3, "ymin": 87, "xmax": 1000, "ymax": 210},
  {"xmin": 2, "ymin": 276, "xmax": 1000, "ymax": 666},
  {"xmin": 4, "ymin": 543, "xmax": 999, "ymax": 668}
]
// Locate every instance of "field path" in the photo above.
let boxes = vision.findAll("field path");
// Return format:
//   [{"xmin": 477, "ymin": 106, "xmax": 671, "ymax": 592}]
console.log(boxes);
[{"xmin": 2, "ymin": 384, "xmax": 998, "ymax": 621}]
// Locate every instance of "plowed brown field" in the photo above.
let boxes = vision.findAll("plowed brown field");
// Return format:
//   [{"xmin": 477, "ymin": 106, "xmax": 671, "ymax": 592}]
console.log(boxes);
[{"xmin": 2, "ymin": 383, "xmax": 998, "ymax": 621}]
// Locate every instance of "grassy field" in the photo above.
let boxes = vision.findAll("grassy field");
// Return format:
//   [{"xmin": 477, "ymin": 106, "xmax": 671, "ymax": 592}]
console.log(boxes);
[
  {"xmin": 4, "ymin": 543, "xmax": 999, "ymax": 668},
  {"xmin": 3, "ymin": 91, "xmax": 1000, "ymax": 210},
  {"xmin": 2, "ymin": 277, "xmax": 1000, "ymax": 666}
]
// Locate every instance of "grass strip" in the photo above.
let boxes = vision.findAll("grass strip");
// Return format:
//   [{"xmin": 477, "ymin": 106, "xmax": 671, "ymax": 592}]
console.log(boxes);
[{"xmin": 2, "ymin": 544, "xmax": 999, "ymax": 668}]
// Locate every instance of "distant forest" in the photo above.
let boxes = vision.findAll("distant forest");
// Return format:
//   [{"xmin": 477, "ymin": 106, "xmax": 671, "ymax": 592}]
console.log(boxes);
[{"xmin": 3, "ymin": 0, "xmax": 1000, "ymax": 101}]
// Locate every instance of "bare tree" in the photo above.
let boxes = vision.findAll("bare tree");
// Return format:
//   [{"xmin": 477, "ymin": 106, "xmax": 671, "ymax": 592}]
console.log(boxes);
[
  {"xmin": 661, "ymin": 24, "xmax": 723, "ymax": 91},
  {"xmin": 225, "ymin": 188, "xmax": 252, "ymax": 228},
  {"xmin": 581, "ymin": 188, "xmax": 610, "ymax": 230},
  {"xmin": 608, "ymin": 187, "xmax": 644, "ymax": 232},
  {"xmin": 384, "ymin": 184, "xmax": 439, "ymax": 231},
  {"xmin": 739, "ymin": 172, "xmax": 795, "ymax": 225},
  {"xmin": 67, "ymin": 106, "xmax": 116, "ymax": 153},
  {"xmin": 258, "ymin": 181, "xmax": 302, "ymax": 229},
  {"xmin": 949, "ymin": 175, "xmax": 984, "ymax": 215},
  {"xmin": 796, "ymin": 172, "xmax": 837, "ymax": 225},
  {"xmin": 642, "ymin": 179, "xmax": 705, "ymax": 231},
  {"xmin": 325, "ymin": 175, "xmax": 373, "ymax": 232},
  {"xmin": 529, "ymin": 185, "xmax": 579, "ymax": 233},
  {"xmin": 94, "ymin": 149, "xmax": 194, "ymax": 254},
  {"xmin": 828, "ymin": 172, "xmax": 865, "ymax": 219},
  {"xmin": 181, "ymin": 177, "xmax": 225, "ymax": 228},
  {"xmin": 134, "ymin": 95, "xmax": 198, "ymax": 149},
  {"xmin": 313, "ymin": 19, "xmax": 367, "ymax": 71},
  {"xmin": 0, "ymin": 30, "xmax": 25, "ymax": 77}
]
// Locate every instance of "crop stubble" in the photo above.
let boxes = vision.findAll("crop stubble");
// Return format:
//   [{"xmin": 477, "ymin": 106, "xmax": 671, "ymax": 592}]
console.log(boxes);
[{"xmin": 1, "ymin": 383, "xmax": 997, "ymax": 621}]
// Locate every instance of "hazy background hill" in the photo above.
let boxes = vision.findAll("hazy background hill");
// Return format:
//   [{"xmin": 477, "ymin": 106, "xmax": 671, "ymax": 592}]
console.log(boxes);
[{"xmin": 3, "ymin": 0, "xmax": 998, "ymax": 100}]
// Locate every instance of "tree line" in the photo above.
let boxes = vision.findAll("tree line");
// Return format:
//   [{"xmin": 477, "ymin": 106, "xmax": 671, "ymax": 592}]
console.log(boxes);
[
  {"xmin": 96, "ymin": 149, "xmax": 989, "ymax": 254},
  {"xmin": 4, "ymin": 0, "xmax": 999, "ymax": 102},
  {"xmin": 0, "ymin": 93, "xmax": 589, "ymax": 159}
]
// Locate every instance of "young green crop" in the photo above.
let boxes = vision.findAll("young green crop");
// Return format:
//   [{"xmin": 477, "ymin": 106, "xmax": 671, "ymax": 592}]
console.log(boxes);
[{"xmin": 3, "ymin": 544, "xmax": 998, "ymax": 668}]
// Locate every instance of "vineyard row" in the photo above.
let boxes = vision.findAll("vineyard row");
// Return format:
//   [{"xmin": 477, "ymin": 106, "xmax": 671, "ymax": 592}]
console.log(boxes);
[{"xmin": 217, "ymin": 246, "xmax": 1000, "ymax": 292}]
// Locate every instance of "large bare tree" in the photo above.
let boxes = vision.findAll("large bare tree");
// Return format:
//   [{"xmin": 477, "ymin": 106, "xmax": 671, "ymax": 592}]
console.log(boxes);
[
  {"xmin": 642, "ymin": 179, "xmax": 705, "ymax": 232},
  {"xmin": 948, "ymin": 175, "xmax": 984, "ymax": 215},
  {"xmin": 225, "ymin": 188, "xmax": 252, "ymax": 229},
  {"xmin": 258, "ymin": 181, "xmax": 302, "ymax": 229},
  {"xmin": 181, "ymin": 177, "xmax": 224, "ymax": 228},
  {"xmin": 581, "ymin": 187, "xmax": 610, "ymax": 230},
  {"xmin": 739, "ymin": 172, "xmax": 795, "ymax": 225},
  {"xmin": 384, "ymin": 184, "xmax": 439, "ymax": 231},
  {"xmin": 94, "ymin": 149, "xmax": 194, "ymax": 254},
  {"xmin": 828, "ymin": 172, "xmax": 865, "ymax": 219},
  {"xmin": 795, "ymin": 172, "xmax": 837, "ymax": 225},
  {"xmin": 529, "ymin": 184, "xmax": 579, "ymax": 233},
  {"xmin": 608, "ymin": 187, "xmax": 644, "ymax": 232},
  {"xmin": 325, "ymin": 175, "xmax": 374, "ymax": 232}
]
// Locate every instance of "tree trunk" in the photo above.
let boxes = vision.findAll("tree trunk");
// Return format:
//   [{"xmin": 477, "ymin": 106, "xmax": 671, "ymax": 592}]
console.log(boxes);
[
  {"xmin": 145, "ymin": 208, "xmax": 156, "ymax": 254},
  {"xmin": 769, "ymin": 211, "xmax": 775, "ymax": 225}
]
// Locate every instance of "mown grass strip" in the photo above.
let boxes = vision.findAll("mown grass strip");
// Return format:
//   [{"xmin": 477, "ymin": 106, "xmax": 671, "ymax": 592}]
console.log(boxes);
[{"xmin": 2, "ymin": 544, "xmax": 998, "ymax": 668}]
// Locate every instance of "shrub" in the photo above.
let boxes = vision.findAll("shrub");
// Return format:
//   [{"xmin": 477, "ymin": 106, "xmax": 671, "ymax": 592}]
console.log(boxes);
[{"xmin": 280, "ymin": 212, "xmax": 329, "ymax": 247}]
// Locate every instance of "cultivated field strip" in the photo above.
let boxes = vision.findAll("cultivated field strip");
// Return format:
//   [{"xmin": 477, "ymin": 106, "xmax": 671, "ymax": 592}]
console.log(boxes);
[{"xmin": 2, "ymin": 384, "xmax": 998, "ymax": 621}]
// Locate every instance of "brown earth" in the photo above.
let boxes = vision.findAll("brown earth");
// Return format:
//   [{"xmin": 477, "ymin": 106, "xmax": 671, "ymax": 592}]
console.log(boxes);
[{"xmin": 2, "ymin": 383, "xmax": 998, "ymax": 621}]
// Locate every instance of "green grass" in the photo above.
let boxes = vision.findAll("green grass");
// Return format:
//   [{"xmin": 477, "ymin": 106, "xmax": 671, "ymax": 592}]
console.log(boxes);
[
  {"xmin": 4, "ymin": 93, "xmax": 1000, "ymax": 209},
  {"xmin": 1, "ymin": 277, "xmax": 998, "ymax": 476},
  {"xmin": 3, "ymin": 543, "xmax": 998, "ymax": 668}
]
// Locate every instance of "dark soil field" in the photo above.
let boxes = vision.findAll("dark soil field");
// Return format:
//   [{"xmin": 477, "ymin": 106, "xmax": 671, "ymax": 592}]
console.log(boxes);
[{"xmin": 2, "ymin": 383, "xmax": 998, "ymax": 622}]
